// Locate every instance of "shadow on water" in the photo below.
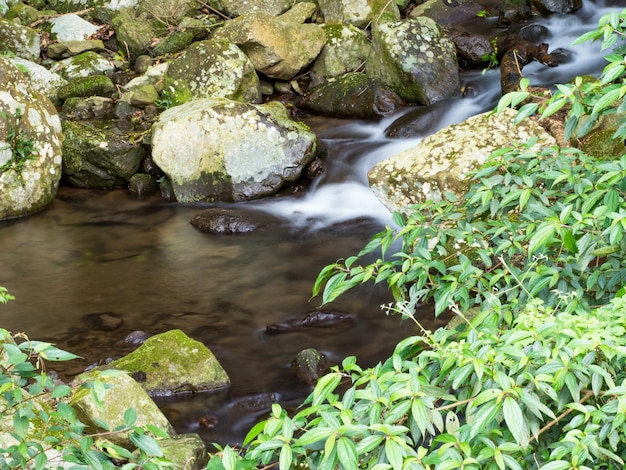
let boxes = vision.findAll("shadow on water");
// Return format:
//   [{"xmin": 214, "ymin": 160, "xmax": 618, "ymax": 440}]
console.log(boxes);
[{"xmin": 0, "ymin": 0, "xmax": 620, "ymax": 446}]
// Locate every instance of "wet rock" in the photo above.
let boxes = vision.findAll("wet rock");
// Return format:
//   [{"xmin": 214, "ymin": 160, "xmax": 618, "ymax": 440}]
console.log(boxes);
[
  {"xmin": 125, "ymin": 330, "xmax": 152, "ymax": 345},
  {"xmin": 500, "ymin": 38, "xmax": 557, "ymax": 94},
  {"xmin": 190, "ymin": 208, "xmax": 284, "ymax": 234},
  {"xmin": 83, "ymin": 311, "xmax": 124, "ymax": 331},
  {"xmin": 61, "ymin": 120, "xmax": 145, "ymax": 188},
  {"xmin": 128, "ymin": 173, "xmax": 159, "ymax": 197},
  {"xmin": 110, "ymin": 329, "xmax": 230, "ymax": 396},
  {"xmin": 310, "ymin": 23, "xmax": 371, "ymax": 85},
  {"xmin": 299, "ymin": 72, "xmax": 405, "ymax": 119},
  {"xmin": 292, "ymin": 348, "xmax": 328, "ymax": 385},
  {"xmin": 151, "ymin": 98, "xmax": 318, "ymax": 202},
  {"xmin": 50, "ymin": 51, "xmax": 115, "ymax": 80},
  {"xmin": 213, "ymin": 3, "xmax": 326, "ymax": 81},
  {"xmin": 498, "ymin": 0, "xmax": 534, "ymax": 26},
  {"xmin": 318, "ymin": 0, "xmax": 400, "ymax": 28},
  {"xmin": 366, "ymin": 17, "xmax": 460, "ymax": 105},
  {"xmin": 384, "ymin": 101, "xmax": 448, "ymax": 139},
  {"xmin": 0, "ymin": 18, "xmax": 40, "ymax": 61},
  {"xmin": 0, "ymin": 57, "xmax": 63, "ymax": 220},
  {"xmin": 162, "ymin": 38, "xmax": 261, "ymax": 105},
  {"xmin": 446, "ymin": 30, "xmax": 494, "ymax": 69},
  {"xmin": 531, "ymin": 0, "xmax": 581, "ymax": 15},
  {"xmin": 265, "ymin": 310, "xmax": 354, "ymax": 335},
  {"xmin": 369, "ymin": 108, "xmax": 556, "ymax": 214}
]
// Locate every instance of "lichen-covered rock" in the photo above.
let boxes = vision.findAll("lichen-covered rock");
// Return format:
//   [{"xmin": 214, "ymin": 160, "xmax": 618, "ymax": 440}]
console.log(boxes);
[
  {"xmin": 62, "ymin": 120, "xmax": 145, "ymax": 188},
  {"xmin": 0, "ymin": 57, "xmax": 63, "ymax": 220},
  {"xmin": 366, "ymin": 17, "xmax": 460, "ymax": 105},
  {"xmin": 5, "ymin": 3, "xmax": 44, "ymax": 25},
  {"xmin": 57, "ymin": 75, "xmax": 116, "ymax": 101},
  {"xmin": 138, "ymin": 0, "xmax": 198, "ymax": 24},
  {"xmin": 0, "ymin": 18, "xmax": 40, "ymax": 61},
  {"xmin": 160, "ymin": 434, "xmax": 209, "ymax": 470},
  {"xmin": 71, "ymin": 370, "xmax": 176, "ymax": 446},
  {"xmin": 408, "ymin": 0, "xmax": 485, "ymax": 25},
  {"xmin": 47, "ymin": 14, "xmax": 101, "ymax": 41},
  {"xmin": 112, "ymin": 7, "xmax": 156, "ymax": 61},
  {"xmin": 9, "ymin": 57, "xmax": 68, "ymax": 106},
  {"xmin": 151, "ymin": 98, "xmax": 318, "ymax": 202},
  {"xmin": 213, "ymin": 3, "xmax": 326, "ymax": 81},
  {"xmin": 318, "ymin": 0, "xmax": 400, "ymax": 28},
  {"xmin": 50, "ymin": 51, "xmax": 115, "ymax": 80},
  {"xmin": 368, "ymin": 108, "xmax": 556, "ymax": 214},
  {"xmin": 162, "ymin": 38, "xmax": 261, "ymax": 105},
  {"xmin": 110, "ymin": 329, "xmax": 230, "ymax": 396},
  {"xmin": 310, "ymin": 23, "xmax": 371, "ymax": 85},
  {"xmin": 298, "ymin": 72, "xmax": 404, "ymax": 119},
  {"xmin": 46, "ymin": 0, "xmax": 139, "ymax": 13},
  {"xmin": 205, "ymin": 0, "xmax": 293, "ymax": 17}
]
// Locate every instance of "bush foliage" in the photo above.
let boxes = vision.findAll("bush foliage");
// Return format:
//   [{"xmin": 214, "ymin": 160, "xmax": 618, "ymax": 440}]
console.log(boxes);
[{"xmin": 208, "ymin": 8, "xmax": 626, "ymax": 470}]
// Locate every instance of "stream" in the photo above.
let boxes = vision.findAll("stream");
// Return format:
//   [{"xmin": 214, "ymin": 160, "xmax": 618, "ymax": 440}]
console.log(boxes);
[{"xmin": 0, "ymin": 0, "xmax": 621, "ymax": 447}]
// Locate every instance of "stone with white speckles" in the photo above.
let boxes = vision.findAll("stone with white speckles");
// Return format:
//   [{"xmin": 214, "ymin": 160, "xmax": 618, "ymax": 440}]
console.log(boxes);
[
  {"xmin": 0, "ymin": 18, "xmax": 40, "ymax": 62},
  {"xmin": 368, "ymin": 108, "xmax": 556, "ymax": 215},
  {"xmin": 0, "ymin": 57, "xmax": 63, "ymax": 220}
]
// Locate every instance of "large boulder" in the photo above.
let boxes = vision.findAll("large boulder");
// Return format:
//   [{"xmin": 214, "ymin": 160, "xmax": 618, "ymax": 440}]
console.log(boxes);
[
  {"xmin": 368, "ymin": 108, "xmax": 556, "ymax": 214},
  {"xmin": 318, "ymin": 0, "xmax": 401, "ymax": 28},
  {"xmin": 162, "ymin": 39, "xmax": 261, "ymax": 106},
  {"xmin": 408, "ymin": 0, "xmax": 485, "ymax": 25},
  {"xmin": 152, "ymin": 98, "xmax": 318, "ymax": 202},
  {"xmin": 205, "ymin": 0, "xmax": 293, "ymax": 17},
  {"xmin": 0, "ymin": 57, "xmax": 63, "ymax": 220},
  {"xmin": 213, "ymin": 3, "xmax": 326, "ymax": 81},
  {"xmin": 62, "ymin": 120, "xmax": 145, "ymax": 188},
  {"xmin": 310, "ymin": 23, "xmax": 371, "ymax": 85},
  {"xmin": 9, "ymin": 57, "xmax": 68, "ymax": 106},
  {"xmin": 366, "ymin": 17, "xmax": 460, "ymax": 105},
  {"xmin": 0, "ymin": 18, "xmax": 40, "ymax": 62},
  {"xmin": 112, "ymin": 7, "xmax": 157, "ymax": 62},
  {"xmin": 110, "ymin": 329, "xmax": 230, "ymax": 396}
]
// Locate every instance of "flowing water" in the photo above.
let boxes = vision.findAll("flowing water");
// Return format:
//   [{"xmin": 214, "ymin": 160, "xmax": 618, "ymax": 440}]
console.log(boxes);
[{"xmin": 0, "ymin": 0, "xmax": 621, "ymax": 446}]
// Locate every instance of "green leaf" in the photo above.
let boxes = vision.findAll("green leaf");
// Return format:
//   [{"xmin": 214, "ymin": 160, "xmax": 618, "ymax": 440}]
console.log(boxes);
[
  {"xmin": 384, "ymin": 437, "xmax": 403, "ymax": 470},
  {"xmin": 337, "ymin": 437, "xmax": 358, "ymax": 469},
  {"xmin": 279, "ymin": 444, "xmax": 292, "ymax": 470},
  {"xmin": 129, "ymin": 433, "xmax": 163, "ymax": 457},
  {"xmin": 503, "ymin": 397, "xmax": 529, "ymax": 448},
  {"xmin": 123, "ymin": 408, "xmax": 137, "ymax": 427},
  {"xmin": 312, "ymin": 372, "xmax": 341, "ymax": 406},
  {"xmin": 295, "ymin": 427, "xmax": 334, "ymax": 447},
  {"xmin": 528, "ymin": 223, "xmax": 556, "ymax": 256}
]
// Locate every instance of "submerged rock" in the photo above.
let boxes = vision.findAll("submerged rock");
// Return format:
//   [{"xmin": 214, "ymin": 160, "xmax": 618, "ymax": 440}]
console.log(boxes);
[
  {"xmin": 151, "ymin": 98, "xmax": 318, "ymax": 202},
  {"xmin": 292, "ymin": 348, "xmax": 328, "ymax": 385},
  {"xmin": 0, "ymin": 57, "xmax": 63, "ymax": 220},
  {"xmin": 111, "ymin": 329, "xmax": 230, "ymax": 396},
  {"xmin": 190, "ymin": 207, "xmax": 284, "ymax": 234},
  {"xmin": 369, "ymin": 108, "xmax": 556, "ymax": 214},
  {"xmin": 266, "ymin": 310, "xmax": 354, "ymax": 334}
]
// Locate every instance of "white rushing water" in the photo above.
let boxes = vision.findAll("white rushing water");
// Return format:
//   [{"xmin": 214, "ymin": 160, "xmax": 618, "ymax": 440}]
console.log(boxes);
[{"xmin": 258, "ymin": 0, "xmax": 623, "ymax": 230}]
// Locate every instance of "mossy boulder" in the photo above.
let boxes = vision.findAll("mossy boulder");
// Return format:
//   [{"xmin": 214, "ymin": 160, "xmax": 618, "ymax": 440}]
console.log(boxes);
[
  {"xmin": 160, "ymin": 434, "xmax": 209, "ymax": 470},
  {"xmin": 368, "ymin": 108, "xmax": 556, "ymax": 214},
  {"xmin": 162, "ymin": 38, "xmax": 261, "ymax": 105},
  {"xmin": 0, "ymin": 57, "xmax": 63, "ymax": 220},
  {"xmin": 204, "ymin": 0, "xmax": 293, "ymax": 17},
  {"xmin": 61, "ymin": 120, "xmax": 145, "ymax": 188},
  {"xmin": 151, "ymin": 98, "xmax": 318, "ymax": 202},
  {"xmin": 366, "ymin": 17, "xmax": 460, "ymax": 105},
  {"xmin": 110, "ymin": 329, "xmax": 230, "ymax": 396},
  {"xmin": 213, "ymin": 3, "xmax": 326, "ymax": 81},
  {"xmin": 298, "ymin": 72, "xmax": 404, "ymax": 119},
  {"xmin": 310, "ymin": 23, "xmax": 371, "ymax": 85},
  {"xmin": 577, "ymin": 114, "xmax": 626, "ymax": 160},
  {"xmin": 50, "ymin": 51, "xmax": 115, "ymax": 81},
  {"xmin": 0, "ymin": 18, "xmax": 40, "ymax": 61},
  {"xmin": 318, "ymin": 0, "xmax": 400, "ymax": 28},
  {"xmin": 112, "ymin": 7, "xmax": 157, "ymax": 61},
  {"xmin": 71, "ymin": 370, "xmax": 176, "ymax": 446},
  {"xmin": 408, "ymin": 0, "xmax": 485, "ymax": 25}
]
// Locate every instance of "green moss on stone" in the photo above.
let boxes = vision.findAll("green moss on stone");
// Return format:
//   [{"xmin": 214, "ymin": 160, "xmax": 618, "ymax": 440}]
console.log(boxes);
[{"xmin": 57, "ymin": 75, "xmax": 115, "ymax": 101}]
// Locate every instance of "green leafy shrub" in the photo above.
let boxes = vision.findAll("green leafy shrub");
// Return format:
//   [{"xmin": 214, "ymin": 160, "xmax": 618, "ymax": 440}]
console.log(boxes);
[
  {"xmin": 0, "ymin": 109, "xmax": 37, "ymax": 174},
  {"xmin": 0, "ymin": 292, "xmax": 173, "ymax": 470}
]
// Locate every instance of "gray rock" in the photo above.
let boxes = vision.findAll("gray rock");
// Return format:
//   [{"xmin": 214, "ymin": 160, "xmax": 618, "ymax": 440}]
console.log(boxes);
[
  {"xmin": 204, "ymin": 0, "xmax": 293, "ymax": 17},
  {"xmin": 531, "ymin": 0, "xmax": 581, "ymax": 14},
  {"xmin": 62, "ymin": 120, "xmax": 145, "ymax": 188},
  {"xmin": 318, "ymin": 0, "xmax": 400, "ymax": 28},
  {"xmin": 409, "ymin": 0, "xmax": 485, "ymax": 25},
  {"xmin": 162, "ymin": 38, "xmax": 261, "ymax": 105},
  {"xmin": 213, "ymin": 3, "xmax": 326, "ymax": 81},
  {"xmin": 310, "ymin": 23, "xmax": 371, "ymax": 85},
  {"xmin": 0, "ymin": 18, "xmax": 40, "ymax": 61},
  {"xmin": 49, "ymin": 51, "xmax": 115, "ymax": 80},
  {"xmin": 112, "ymin": 7, "xmax": 156, "ymax": 61},
  {"xmin": 46, "ymin": 40, "xmax": 105, "ymax": 59},
  {"xmin": 0, "ymin": 57, "xmax": 63, "ymax": 220},
  {"xmin": 110, "ymin": 329, "xmax": 230, "ymax": 396},
  {"xmin": 368, "ymin": 108, "xmax": 556, "ymax": 214},
  {"xmin": 366, "ymin": 17, "xmax": 460, "ymax": 105},
  {"xmin": 137, "ymin": 0, "xmax": 198, "ymax": 24},
  {"xmin": 48, "ymin": 14, "xmax": 100, "ymax": 41},
  {"xmin": 151, "ymin": 98, "xmax": 318, "ymax": 202},
  {"xmin": 9, "ymin": 57, "xmax": 68, "ymax": 106}
]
